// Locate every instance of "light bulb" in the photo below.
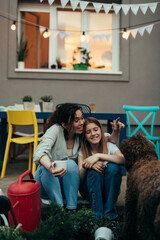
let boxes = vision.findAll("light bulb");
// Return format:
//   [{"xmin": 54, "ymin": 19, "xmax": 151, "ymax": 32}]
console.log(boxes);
[
  {"xmin": 122, "ymin": 28, "xmax": 129, "ymax": 40},
  {"xmin": 11, "ymin": 21, "xmax": 16, "ymax": 31},
  {"xmin": 43, "ymin": 28, "xmax": 49, "ymax": 38},
  {"xmin": 81, "ymin": 31, "xmax": 86, "ymax": 42}
]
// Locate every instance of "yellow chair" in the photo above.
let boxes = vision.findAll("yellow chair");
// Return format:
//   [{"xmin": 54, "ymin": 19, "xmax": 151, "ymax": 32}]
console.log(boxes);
[{"xmin": 1, "ymin": 110, "xmax": 39, "ymax": 178}]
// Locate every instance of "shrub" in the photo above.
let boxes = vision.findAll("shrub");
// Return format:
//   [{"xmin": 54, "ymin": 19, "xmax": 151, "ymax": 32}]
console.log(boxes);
[
  {"xmin": 0, "ymin": 226, "xmax": 25, "ymax": 240},
  {"xmin": 22, "ymin": 96, "xmax": 33, "ymax": 102}
]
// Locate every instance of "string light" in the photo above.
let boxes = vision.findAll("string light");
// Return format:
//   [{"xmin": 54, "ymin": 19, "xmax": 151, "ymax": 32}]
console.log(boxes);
[
  {"xmin": 11, "ymin": 20, "xmax": 16, "ymax": 31},
  {"xmin": 43, "ymin": 28, "xmax": 49, "ymax": 38},
  {"xmin": 81, "ymin": 31, "xmax": 86, "ymax": 42},
  {"xmin": 122, "ymin": 28, "xmax": 130, "ymax": 40}
]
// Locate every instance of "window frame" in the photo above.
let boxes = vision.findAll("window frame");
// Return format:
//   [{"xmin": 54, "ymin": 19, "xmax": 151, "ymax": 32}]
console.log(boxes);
[
  {"xmin": 7, "ymin": 0, "xmax": 129, "ymax": 82},
  {"xmin": 18, "ymin": 2, "xmax": 119, "ymax": 71}
]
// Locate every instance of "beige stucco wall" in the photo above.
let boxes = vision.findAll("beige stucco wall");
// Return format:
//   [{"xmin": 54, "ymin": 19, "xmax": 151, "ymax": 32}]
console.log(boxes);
[{"xmin": 0, "ymin": 0, "xmax": 160, "ymax": 125}]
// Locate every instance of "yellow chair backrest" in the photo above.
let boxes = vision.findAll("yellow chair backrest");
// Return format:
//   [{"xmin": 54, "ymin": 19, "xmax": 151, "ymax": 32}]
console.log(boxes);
[{"xmin": 7, "ymin": 110, "xmax": 38, "ymax": 140}]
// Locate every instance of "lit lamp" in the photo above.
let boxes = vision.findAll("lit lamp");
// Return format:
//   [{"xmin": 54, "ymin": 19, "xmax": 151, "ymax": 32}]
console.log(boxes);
[
  {"xmin": 43, "ymin": 28, "xmax": 49, "ymax": 38},
  {"xmin": 122, "ymin": 28, "xmax": 129, "ymax": 40},
  {"xmin": 11, "ymin": 21, "xmax": 16, "ymax": 31},
  {"xmin": 81, "ymin": 31, "xmax": 86, "ymax": 42}
]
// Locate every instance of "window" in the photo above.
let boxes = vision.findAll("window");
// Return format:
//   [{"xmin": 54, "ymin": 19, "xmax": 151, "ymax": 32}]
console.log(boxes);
[{"xmin": 18, "ymin": 2, "xmax": 120, "ymax": 72}]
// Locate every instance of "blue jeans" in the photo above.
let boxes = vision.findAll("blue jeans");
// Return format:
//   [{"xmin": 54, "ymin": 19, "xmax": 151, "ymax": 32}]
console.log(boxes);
[
  {"xmin": 79, "ymin": 162, "xmax": 122, "ymax": 219},
  {"xmin": 34, "ymin": 159, "xmax": 80, "ymax": 210}
]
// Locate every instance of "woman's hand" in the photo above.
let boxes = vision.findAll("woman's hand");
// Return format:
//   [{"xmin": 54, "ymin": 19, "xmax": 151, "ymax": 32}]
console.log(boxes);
[
  {"xmin": 82, "ymin": 154, "xmax": 100, "ymax": 169},
  {"xmin": 92, "ymin": 161, "xmax": 107, "ymax": 173},
  {"xmin": 110, "ymin": 117, "xmax": 125, "ymax": 131},
  {"xmin": 49, "ymin": 163, "xmax": 67, "ymax": 177}
]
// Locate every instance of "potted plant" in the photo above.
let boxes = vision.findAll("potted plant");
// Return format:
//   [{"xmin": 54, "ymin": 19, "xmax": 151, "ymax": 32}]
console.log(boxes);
[
  {"xmin": 39, "ymin": 95, "xmax": 54, "ymax": 112},
  {"xmin": 17, "ymin": 32, "xmax": 29, "ymax": 69},
  {"xmin": 72, "ymin": 47, "xmax": 92, "ymax": 70},
  {"xmin": 56, "ymin": 57, "xmax": 62, "ymax": 69},
  {"xmin": 22, "ymin": 95, "xmax": 35, "ymax": 110}
]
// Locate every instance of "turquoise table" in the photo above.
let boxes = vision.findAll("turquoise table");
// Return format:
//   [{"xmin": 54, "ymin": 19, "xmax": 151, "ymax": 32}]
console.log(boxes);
[{"xmin": 0, "ymin": 111, "xmax": 126, "ymax": 165}]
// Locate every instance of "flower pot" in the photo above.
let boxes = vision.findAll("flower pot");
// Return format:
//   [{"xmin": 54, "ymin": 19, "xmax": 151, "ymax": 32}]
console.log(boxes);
[
  {"xmin": 40, "ymin": 102, "xmax": 54, "ymax": 112},
  {"xmin": 23, "ymin": 102, "xmax": 35, "ymax": 110},
  {"xmin": 18, "ymin": 61, "xmax": 25, "ymax": 69},
  {"xmin": 73, "ymin": 64, "xmax": 88, "ymax": 70}
]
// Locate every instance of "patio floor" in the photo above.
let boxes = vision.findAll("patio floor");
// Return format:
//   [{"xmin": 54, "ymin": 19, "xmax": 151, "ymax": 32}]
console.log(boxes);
[{"xmin": 0, "ymin": 154, "xmax": 127, "ymax": 208}]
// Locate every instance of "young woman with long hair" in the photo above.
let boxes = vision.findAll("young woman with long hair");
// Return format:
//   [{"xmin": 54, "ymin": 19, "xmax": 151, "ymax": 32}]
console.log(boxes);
[
  {"xmin": 78, "ymin": 117, "xmax": 125, "ymax": 219},
  {"xmin": 34, "ymin": 104, "xmax": 124, "ymax": 211}
]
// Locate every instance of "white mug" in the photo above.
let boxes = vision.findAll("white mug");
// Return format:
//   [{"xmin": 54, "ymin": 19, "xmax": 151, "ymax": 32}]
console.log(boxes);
[
  {"xmin": 52, "ymin": 160, "xmax": 67, "ymax": 171},
  {"xmin": 95, "ymin": 227, "xmax": 113, "ymax": 240}
]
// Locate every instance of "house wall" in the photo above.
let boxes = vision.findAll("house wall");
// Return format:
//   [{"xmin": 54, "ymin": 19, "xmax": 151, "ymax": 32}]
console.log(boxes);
[{"xmin": 0, "ymin": 0, "xmax": 160, "ymax": 127}]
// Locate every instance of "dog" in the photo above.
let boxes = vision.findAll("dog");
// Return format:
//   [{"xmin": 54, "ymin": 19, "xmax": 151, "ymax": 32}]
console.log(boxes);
[{"xmin": 120, "ymin": 133, "xmax": 160, "ymax": 240}]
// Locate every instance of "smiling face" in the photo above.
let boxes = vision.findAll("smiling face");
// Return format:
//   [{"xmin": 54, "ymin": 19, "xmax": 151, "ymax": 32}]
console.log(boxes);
[
  {"xmin": 85, "ymin": 122, "xmax": 102, "ymax": 145},
  {"xmin": 71, "ymin": 109, "xmax": 85, "ymax": 134}
]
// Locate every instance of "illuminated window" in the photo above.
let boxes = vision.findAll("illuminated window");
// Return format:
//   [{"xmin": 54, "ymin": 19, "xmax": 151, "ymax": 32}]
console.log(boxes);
[{"xmin": 18, "ymin": 2, "xmax": 119, "ymax": 71}]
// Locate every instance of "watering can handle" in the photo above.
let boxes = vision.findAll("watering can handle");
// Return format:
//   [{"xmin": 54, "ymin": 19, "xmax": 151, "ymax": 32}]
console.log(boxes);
[{"xmin": 18, "ymin": 170, "xmax": 34, "ymax": 184}]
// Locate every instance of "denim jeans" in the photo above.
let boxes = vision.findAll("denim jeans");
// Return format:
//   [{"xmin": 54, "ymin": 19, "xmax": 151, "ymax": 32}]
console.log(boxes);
[
  {"xmin": 34, "ymin": 159, "xmax": 80, "ymax": 210},
  {"xmin": 79, "ymin": 162, "xmax": 122, "ymax": 219}
]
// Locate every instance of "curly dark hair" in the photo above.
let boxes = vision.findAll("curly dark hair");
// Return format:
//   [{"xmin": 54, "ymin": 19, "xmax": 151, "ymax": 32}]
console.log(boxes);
[
  {"xmin": 120, "ymin": 133, "xmax": 158, "ymax": 171},
  {"xmin": 44, "ymin": 103, "xmax": 82, "ymax": 138}
]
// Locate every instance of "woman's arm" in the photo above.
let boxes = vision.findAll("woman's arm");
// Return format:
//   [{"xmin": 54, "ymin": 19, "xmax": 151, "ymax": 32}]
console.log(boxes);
[
  {"xmin": 78, "ymin": 154, "xmax": 88, "ymax": 183},
  {"xmin": 107, "ymin": 117, "xmax": 125, "ymax": 144},
  {"xmin": 40, "ymin": 154, "xmax": 66, "ymax": 177},
  {"xmin": 83, "ymin": 150, "xmax": 125, "ymax": 169}
]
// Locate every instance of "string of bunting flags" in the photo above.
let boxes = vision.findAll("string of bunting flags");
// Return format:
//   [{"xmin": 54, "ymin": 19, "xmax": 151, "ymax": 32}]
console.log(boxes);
[
  {"xmin": 40, "ymin": 0, "xmax": 158, "ymax": 16},
  {"xmin": 0, "ymin": 0, "xmax": 159, "ymax": 41},
  {"xmin": 39, "ymin": 22, "xmax": 157, "ymax": 41},
  {"xmin": 39, "ymin": 26, "xmax": 112, "ymax": 42}
]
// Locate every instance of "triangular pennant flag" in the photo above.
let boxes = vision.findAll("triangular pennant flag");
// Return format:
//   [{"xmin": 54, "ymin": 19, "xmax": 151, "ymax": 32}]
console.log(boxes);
[
  {"xmin": 53, "ymin": 30, "xmax": 59, "ymax": 38},
  {"xmin": 113, "ymin": 3, "xmax": 121, "ymax": 15},
  {"xmin": 49, "ymin": 31, "xmax": 53, "ymax": 37},
  {"xmin": 92, "ymin": 34, "xmax": 99, "ymax": 42},
  {"xmin": 99, "ymin": 34, "xmax": 105, "ymax": 42},
  {"xmin": 140, "ymin": 3, "xmax": 149, "ymax": 15},
  {"xmin": 60, "ymin": 0, "xmax": 69, "ymax": 8},
  {"xmin": 121, "ymin": 4, "xmax": 130, "ymax": 15},
  {"xmin": 138, "ymin": 26, "xmax": 145, "ymax": 36},
  {"xmin": 59, "ymin": 32, "xmax": 65, "ymax": 39},
  {"xmin": 65, "ymin": 32, "xmax": 71, "ymax": 39},
  {"xmin": 145, "ymin": 24, "xmax": 153, "ymax": 34},
  {"xmin": 70, "ymin": 0, "xmax": 79, "ymax": 11},
  {"xmin": 48, "ymin": 0, "xmax": 55, "ymax": 5},
  {"xmin": 130, "ymin": 4, "xmax": 139, "ymax": 15},
  {"xmin": 85, "ymin": 35, "xmax": 90, "ymax": 43},
  {"xmin": 103, "ymin": 4, "xmax": 112, "ymax": 14},
  {"xmin": 80, "ymin": 1, "xmax": 89, "ymax": 12},
  {"xmin": 105, "ymin": 33, "xmax": 111, "ymax": 41},
  {"xmin": 93, "ymin": 2, "xmax": 102, "ymax": 13},
  {"xmin": 39, "ymin": 26, "xmax": 45, "ymax": 33},
  {"xmin": 130, "ymin": 29, "xmax": 138, "ymax": 38},
  {"xmin": 149, "ymin": 2, "xmax": 157, "ymax": 13}
]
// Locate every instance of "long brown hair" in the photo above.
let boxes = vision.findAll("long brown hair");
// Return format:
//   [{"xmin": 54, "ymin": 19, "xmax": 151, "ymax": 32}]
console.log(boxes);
[
  {"xmin": 81, "ymin": 117, "xmax": 108, "ymax": 158},
  {"xmin": 44, "ymin": 103, "xmax": 82, "ymax": 139}
]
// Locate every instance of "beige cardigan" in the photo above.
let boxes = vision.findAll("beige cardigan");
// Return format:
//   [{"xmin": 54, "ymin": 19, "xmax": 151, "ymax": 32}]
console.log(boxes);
[{"xmin": 33, "ymin": 124, "xmax": 80, "ymax": 165}]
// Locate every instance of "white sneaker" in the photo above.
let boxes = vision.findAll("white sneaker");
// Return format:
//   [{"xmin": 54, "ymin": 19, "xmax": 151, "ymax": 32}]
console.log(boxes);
[{"xmin": 41, "ymin": 199, "xmax": 51, "ymax": 205}]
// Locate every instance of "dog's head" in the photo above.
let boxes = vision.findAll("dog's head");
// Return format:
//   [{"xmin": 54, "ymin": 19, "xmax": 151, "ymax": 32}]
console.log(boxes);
[{"xmin": 120, "ymin": 133, "xmax": 158, "ymax": 171}]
